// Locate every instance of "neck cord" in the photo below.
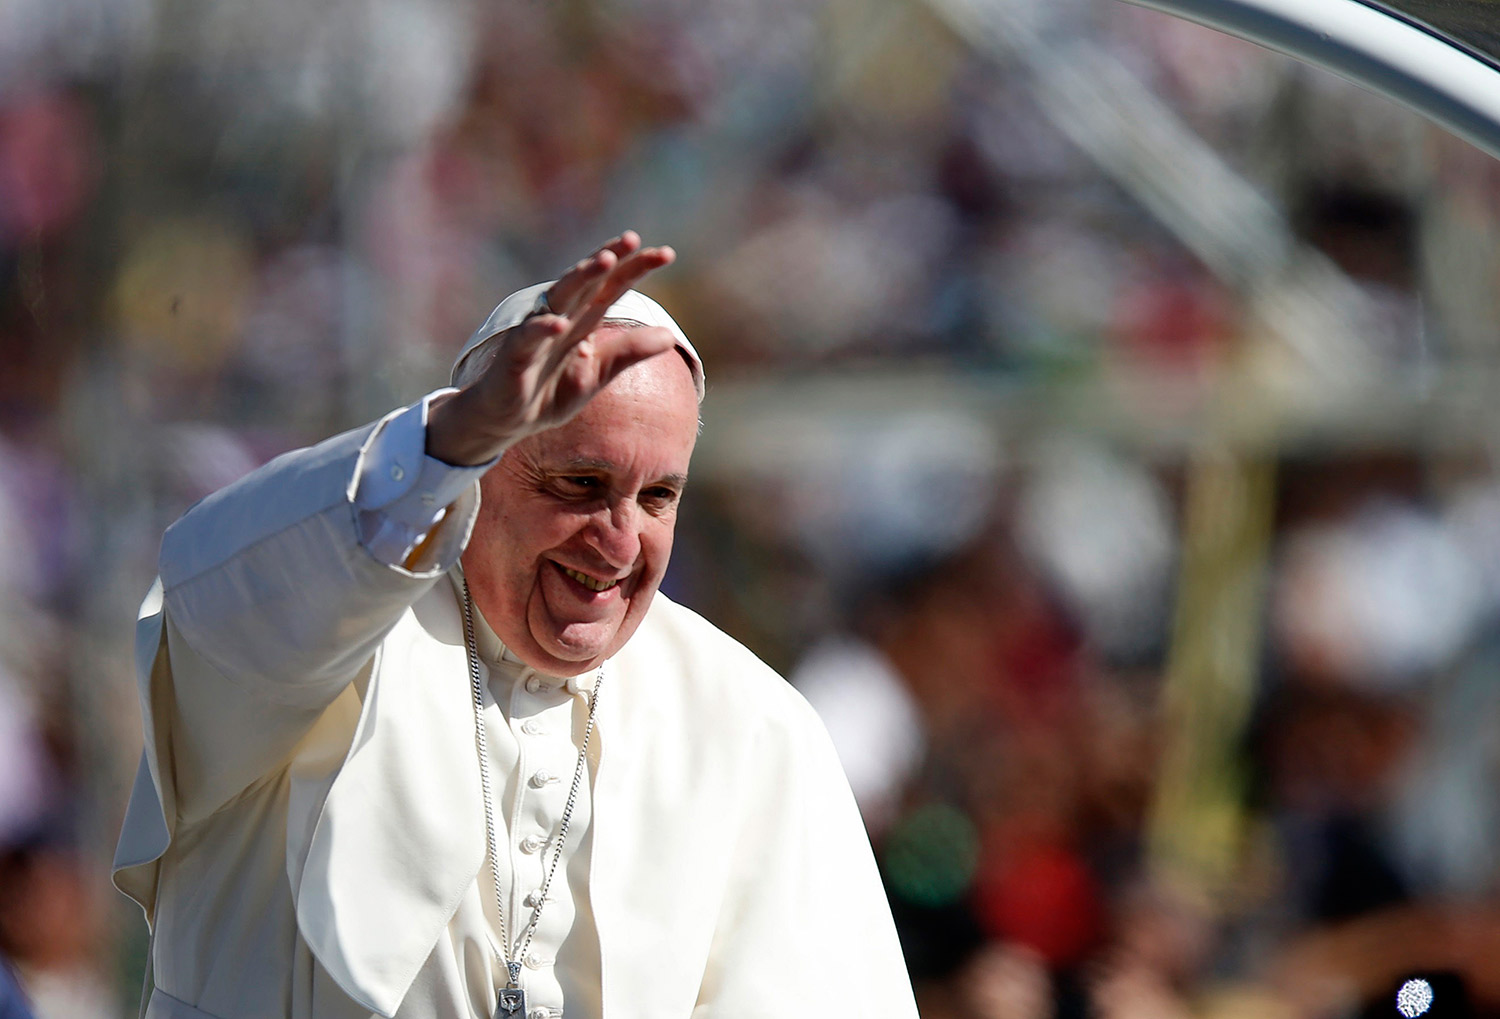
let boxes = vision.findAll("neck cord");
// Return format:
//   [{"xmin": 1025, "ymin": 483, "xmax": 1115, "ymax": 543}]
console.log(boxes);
[{"xmin": 461, "ymin": 580, "xmax": 602, "ymax": 997}]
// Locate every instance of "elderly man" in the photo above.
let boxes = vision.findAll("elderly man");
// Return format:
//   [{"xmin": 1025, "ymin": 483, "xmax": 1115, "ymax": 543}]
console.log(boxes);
[{"xmin": 113, "ymin": 233, "xmax": 917, "ymax": 1019}]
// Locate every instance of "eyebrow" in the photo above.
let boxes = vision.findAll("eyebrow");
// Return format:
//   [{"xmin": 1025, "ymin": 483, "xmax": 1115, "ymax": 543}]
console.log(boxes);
[{"xmin": 555, "ymin": 456, "xmax": 688, "ymax": 490}]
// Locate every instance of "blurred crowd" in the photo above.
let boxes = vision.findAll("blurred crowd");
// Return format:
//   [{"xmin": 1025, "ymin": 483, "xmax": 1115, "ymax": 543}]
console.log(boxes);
[{"xmin": 4, "ymin": 0, "xmax": 1500, "ymax": 1015}]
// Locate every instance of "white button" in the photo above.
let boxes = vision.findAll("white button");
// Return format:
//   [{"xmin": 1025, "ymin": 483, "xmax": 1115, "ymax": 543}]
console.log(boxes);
[
  {"xmin": 523, "ymin": 889, "xmax": 552, "ymax": 908},
  {"xmin": 519, "ymin": 832, "xmax": 547, "ymax": 854},
  {"xmin": 521, "ymin": 719, "xmax": 545, "ymax": 736},
  {"xmin": 390, "ymin": 464, "xmax": 405, "ymax": 481},
  {"xmin": 523, "ymin": 953, "xmax": 552, "ymax": 970},
  {"xmin": 529, "ymin": 770, "xmax": 558, "ymax": 788},
  {"xmin": 524, "ymin": 675, "xmax": 550, "ymax": 695},
  {"xmin": 527, "ymin": 1009, "xmax": 548, "ymax": 1019}
]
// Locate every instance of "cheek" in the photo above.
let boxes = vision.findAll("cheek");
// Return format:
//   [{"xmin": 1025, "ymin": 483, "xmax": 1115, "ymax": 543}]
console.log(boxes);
[
  {"xmin": 471, "ymin": 505, "xmax": 555, "ymax": 596},
  {"xmin": 486, "ymin": 497, "xmax": 572, "ymax": 555},
  {"xmin": 639, "ymin": 519, "xmax": 677, "ymax": 579}
]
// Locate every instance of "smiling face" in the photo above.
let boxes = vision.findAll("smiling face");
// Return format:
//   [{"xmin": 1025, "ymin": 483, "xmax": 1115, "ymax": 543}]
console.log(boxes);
[{"xmin": 461, "ymin": 345, "xmax": 700, "ymax": 676}]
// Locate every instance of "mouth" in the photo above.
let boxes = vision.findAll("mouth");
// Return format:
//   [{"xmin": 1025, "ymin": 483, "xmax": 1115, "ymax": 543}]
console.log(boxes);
[{"xmin": 559, "ymin": 565, "xmax": 620, "ymax": 593}]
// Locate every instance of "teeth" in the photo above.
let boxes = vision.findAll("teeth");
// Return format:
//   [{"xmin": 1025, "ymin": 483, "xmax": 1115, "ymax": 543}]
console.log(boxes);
[{"xmin": 563, "ymin": 567, "xmax": 617, "ymax": 592}]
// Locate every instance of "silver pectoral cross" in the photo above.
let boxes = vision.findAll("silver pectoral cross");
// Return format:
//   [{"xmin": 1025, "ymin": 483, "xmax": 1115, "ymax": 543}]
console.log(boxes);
[{"xmin": 495, "ymin": 986, "xmax": 526, "ymax": 1018}]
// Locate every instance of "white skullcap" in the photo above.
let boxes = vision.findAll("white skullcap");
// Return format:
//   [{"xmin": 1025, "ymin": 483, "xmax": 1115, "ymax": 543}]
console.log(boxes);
[{"xmin": 452, "ymin": 282, "xmax": 705, "ymax": 401}]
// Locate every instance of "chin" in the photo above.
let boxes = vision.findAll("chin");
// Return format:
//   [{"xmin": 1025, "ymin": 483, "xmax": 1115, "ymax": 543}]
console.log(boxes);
[
  {"xmin": 536, "ymin": 614, "xmax": 648, "ymax": 675},
  {"xmin": 528, "ymin": 628, "xmax": 613, "ymax": 673},
  {"xmin": 550, "ymin": 640, "xmax": 619, "ymax": 672}
]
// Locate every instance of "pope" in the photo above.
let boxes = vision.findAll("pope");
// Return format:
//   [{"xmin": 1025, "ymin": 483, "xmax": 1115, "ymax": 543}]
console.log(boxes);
[{"xmin": 113, "ymin": 232, "xmax": 919, "ymax": 1019}]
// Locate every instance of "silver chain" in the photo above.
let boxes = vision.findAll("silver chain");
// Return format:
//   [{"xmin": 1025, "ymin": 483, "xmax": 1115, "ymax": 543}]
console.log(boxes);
[{"xmin": 461, "ymin": 579, "xmax": 602, "ymax": 989}]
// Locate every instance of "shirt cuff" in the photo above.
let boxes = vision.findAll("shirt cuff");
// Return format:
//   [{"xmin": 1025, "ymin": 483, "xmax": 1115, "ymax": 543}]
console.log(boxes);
[{"xmin": 353, "ymin": 389, "xmax": 495, "ymax": 569}]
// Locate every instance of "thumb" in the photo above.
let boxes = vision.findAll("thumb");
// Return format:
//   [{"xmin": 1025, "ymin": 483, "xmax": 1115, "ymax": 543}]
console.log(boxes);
[{"xmin": 593, "ymin": 325, "xmax": 680, "ymax": 383}]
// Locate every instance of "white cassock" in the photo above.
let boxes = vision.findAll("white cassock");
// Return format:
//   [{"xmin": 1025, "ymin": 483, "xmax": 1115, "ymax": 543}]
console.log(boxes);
[{"xmin": 111, "ymin": 390, "xmax": 918, "ymax": 1019}]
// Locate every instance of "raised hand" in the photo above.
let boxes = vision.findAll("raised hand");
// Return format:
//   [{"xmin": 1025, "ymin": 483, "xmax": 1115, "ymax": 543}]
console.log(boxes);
[{"xmin": 427, "ymin": 231, "xmax": 677, "ymax": 466}]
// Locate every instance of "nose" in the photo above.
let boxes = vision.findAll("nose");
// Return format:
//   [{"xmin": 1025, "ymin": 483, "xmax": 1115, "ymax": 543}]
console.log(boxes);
[{"xmin": 583, "ymin": 498, "xmax": 642, "ymax": 570}]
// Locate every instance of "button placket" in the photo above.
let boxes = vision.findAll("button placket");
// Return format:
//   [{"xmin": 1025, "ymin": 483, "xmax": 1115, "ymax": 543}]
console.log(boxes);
[
  {"xmin": 472, "ymin": 663, "xmax": 525, "ymax": 965},
  {"xmin": 503, "ymin": 679, "xmax": 539, "ymax": 935},
  {"xmin": 514, "ymin": 694, "xmax": 580, "ymax": 949},
  {"xmin": 508, "ymin": 679, "xmax": 577, "ymax": 963},
  {"xmin": 467, "ymin": 610, "xmax": 604, "ymax": 1019},
  {"xmin": 494, "ymin": 669, "xmax": 597, "ymax": 1019}
]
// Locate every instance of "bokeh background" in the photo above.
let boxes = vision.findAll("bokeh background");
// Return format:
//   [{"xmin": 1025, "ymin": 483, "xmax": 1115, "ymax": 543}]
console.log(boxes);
[{"xmin": 4, "ymin": 0, "xmax": 1500, "ymax": 1015}]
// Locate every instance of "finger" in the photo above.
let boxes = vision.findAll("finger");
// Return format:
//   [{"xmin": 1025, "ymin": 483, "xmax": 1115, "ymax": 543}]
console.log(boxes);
[
  {"xmin": 563, "ymin": 245, "xmax": 676, "ymax": 343},
  {"xmin": 594, "ymin": 324, "xmax": 678, "ymax": 378},
  {"xmin": 531, "ymin": 241, "xmax": 674, "ymax": 385},
  {"xmin": 601, "ymin": 229, "xmax": 641, "ymax": 259},
  {"xmin": 554, "ymin": 326, "xmax": 679, "ymax": 400},
  {"xmin": 565, "ymin": 246, "xmax": 674, "ymax": 340},
  {"xmin": 504, "ymin": 313, "xmax": 569, "ymax": 357},
  {"xmin": 553, "ymin": 232, "xmax": 649, "ymax": 318},
  {"xmin": 545, "ymin": 231, "xmax": 641, "ymax": 313},
  {"xmin": 612, "ymin": 243, "xmax": 675, "ymax": 290},
  {"xmin": 546, "ymin": 248, "xmax": 618, "ymax": 316},
  {"xmin": 480, "ymin": 314, "xmax": 568, "ymax": 385}
]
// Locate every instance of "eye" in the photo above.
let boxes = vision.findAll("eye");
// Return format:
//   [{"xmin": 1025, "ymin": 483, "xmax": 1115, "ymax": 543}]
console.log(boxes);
[
  {"xmin": 553, "ymin": 475, "xmax": 603, "ymax": 497},
  {"xmin": 641, "ymin": 486, "xmax": 681, "ymax": 508}
]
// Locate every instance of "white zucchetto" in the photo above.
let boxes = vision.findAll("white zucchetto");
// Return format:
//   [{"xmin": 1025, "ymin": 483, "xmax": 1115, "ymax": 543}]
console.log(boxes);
[{"xmin": 452, "ymin": 283, "xmax": 705, "ymax": 401}]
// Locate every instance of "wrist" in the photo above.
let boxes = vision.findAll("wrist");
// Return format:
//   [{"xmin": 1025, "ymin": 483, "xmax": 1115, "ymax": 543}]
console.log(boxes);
[{"xmin": 425, "ymin": 388, "xmax": 522, "ymax": 466}]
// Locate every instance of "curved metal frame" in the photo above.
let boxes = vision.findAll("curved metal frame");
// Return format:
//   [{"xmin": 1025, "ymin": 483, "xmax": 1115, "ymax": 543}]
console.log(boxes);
[{"xmin": 1124, "ymin": 0, "xmax": 1500, "ymax": 160}]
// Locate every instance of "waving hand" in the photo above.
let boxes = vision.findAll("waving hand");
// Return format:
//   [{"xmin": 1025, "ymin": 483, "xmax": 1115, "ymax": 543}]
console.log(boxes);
[{"xmin": 426, "ymin": 231, "xmax": 677, "ymax": 466}]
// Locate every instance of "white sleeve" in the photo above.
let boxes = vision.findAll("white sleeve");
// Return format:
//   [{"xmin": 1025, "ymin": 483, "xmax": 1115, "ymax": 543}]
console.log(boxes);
[
  {"xmin": 149, "ymin": 400, "xmax": 489, "ymax": 821},
  {"xmin": 352, "ymin": 388, "xmax": 495, "ymax": 571}
]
